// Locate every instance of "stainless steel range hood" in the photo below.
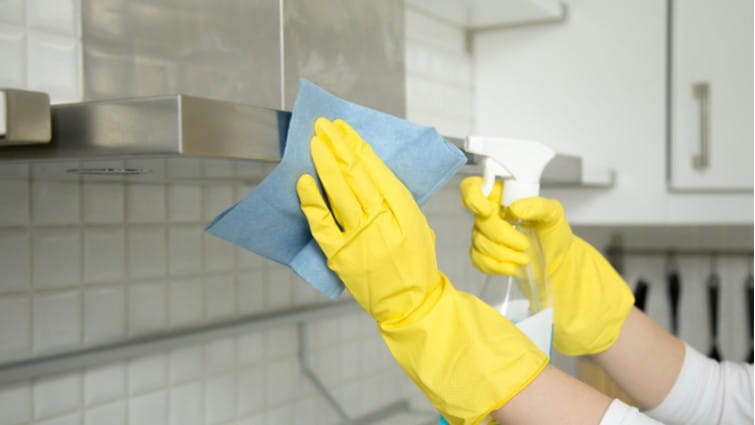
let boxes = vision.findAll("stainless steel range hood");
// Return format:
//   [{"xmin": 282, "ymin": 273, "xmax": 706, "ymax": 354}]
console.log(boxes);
[
  {"xmin": 1, "ymin": 92, "xmax": 283, "ymax": 178},
  {"xmin": 0, "ymin": 89, "xmax": 614, "ymax": 186},
  {"xmin": 0, "ymin": 91, "xmax": 281, "ymax": 183},
  {"xmin": 0, "ymin": 0, "xmax": 612, "ymax": 186}
]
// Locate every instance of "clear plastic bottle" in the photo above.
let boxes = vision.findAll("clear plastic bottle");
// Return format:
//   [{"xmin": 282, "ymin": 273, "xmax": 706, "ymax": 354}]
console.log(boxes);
[
  {"xmin": 478, "ymin": 220, "xmax": 554, "ymax": 354},
  {"xmin": 479, "ymin": 220, "xmax": 551, "ymax": 318},
  {"xmin": 464, "ymin": 136, "xmax": 557, "ymax": 355}
]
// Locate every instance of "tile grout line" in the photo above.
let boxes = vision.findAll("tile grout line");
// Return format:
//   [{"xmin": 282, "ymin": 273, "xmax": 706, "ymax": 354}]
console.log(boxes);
[
  {"xmin": 122, "ymin": 177, "xmax": 130, "ymax": 347},
  {"xmin": 163, "ymin": 350, "xmax": 170, "ymax": 425},
  {"xmin": 162, "ymin": 177, "xmax": 170, "ymax": 339},
  {"xmin": 0, "ymin": 268, "xmax": 263, "ymax": 298},
  {"xmin": 24, "ymin": 159, "xmax": 37, "ymax": 425},
  {"xmin": 200, "ymin": 183, "xmax": 211, "ymax": 327},
  {"xmin": 77, "ymin": 161, "xmax": 86, "ymax": 422},
  {"xmin": 24, "ymin": 163, "xmax": 34, "ymax": 364},
  {"xmin": 124, "ymin": 354, "xmax": 130, "ymax": 425},
  {"xmin": 76, "ymin": 163, "xmax": 84, "ymax": 355}
]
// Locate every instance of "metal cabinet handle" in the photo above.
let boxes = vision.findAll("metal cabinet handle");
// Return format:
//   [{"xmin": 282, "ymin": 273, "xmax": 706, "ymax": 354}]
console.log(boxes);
[{"xmin": 692, "ymin": 82, "xmax": 711, "ymax": 170}]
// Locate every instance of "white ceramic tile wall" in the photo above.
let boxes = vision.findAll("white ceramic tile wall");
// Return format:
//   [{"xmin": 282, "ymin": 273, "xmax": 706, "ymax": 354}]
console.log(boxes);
[
  {"xmin": 0, "ymin": 166, "xmax": 428, "ymax": 424},
  {"xmin": 404, "ymin": 7, "xmax": 474, "ymax": 138},
  {"xmin": 0, "ymin": 319, "xmax": 415, "ymax": 425},
  {"xmin": 0, "ymin": 0, "xmax": 81, "ymax": 102}
]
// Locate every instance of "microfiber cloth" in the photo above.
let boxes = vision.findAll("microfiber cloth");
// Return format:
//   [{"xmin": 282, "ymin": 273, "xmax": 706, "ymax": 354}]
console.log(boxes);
[{"xmin": 206, "ymin": 80, "xmax": 467, "ymax": 299}]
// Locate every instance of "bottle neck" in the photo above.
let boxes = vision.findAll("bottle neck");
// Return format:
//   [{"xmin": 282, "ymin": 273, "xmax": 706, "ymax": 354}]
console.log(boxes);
[{"xmin": 502, "ymin": 181, "xmax": 540, "ymax": 206}]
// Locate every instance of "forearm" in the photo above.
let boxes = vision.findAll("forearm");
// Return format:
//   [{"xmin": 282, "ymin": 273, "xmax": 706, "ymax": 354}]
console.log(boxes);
[
  {"xmin": 591, "ymin": 307, "xmax": 685, "ymax": 410},
  {"xmin": 491, "ymin": 365, "xmax": 613, "ymax": 425}
]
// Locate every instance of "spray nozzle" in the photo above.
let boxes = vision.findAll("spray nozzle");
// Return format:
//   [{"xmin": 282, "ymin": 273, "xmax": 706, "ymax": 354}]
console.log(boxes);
[{"xmin": 465, "ymin": 136, "xmax": 555, "ymax": 206}]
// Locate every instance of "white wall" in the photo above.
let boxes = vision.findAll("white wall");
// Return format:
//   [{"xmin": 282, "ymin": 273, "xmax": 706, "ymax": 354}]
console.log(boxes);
[
  {"xmin": 473, "ymin": 0, "xmax": 753, "ymax": 225},
  {"xmin": 0, "ymin": 0, "xmax": 81, "ymax": 103},
  {"xmin": 404, "ymin": 5, "xmax": 474, "ymax": 138}
]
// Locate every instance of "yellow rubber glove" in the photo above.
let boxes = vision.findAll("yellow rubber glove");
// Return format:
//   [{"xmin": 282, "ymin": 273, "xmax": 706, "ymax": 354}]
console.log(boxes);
[
  {"xmin": 297, "ymin": 118, "xmax": 548, "ymax": 425},
  {"xmin": 460, "ymin": 176, "xmax": 634, "ymax": 356}
]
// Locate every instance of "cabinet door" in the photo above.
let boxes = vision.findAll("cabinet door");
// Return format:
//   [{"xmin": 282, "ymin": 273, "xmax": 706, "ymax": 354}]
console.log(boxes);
[{"xmin": 669, "ymin": 0, "xmax": 753, "ymax": 190}]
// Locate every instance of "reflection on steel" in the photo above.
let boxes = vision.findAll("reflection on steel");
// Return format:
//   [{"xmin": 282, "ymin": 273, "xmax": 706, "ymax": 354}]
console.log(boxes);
[
  {"xmin": 0, "ymin": 95, "xmax": 613, "ymax": 188},
  {"xmin": 0, "ymin": 95, "xmax": 289, "ymax": 183}
]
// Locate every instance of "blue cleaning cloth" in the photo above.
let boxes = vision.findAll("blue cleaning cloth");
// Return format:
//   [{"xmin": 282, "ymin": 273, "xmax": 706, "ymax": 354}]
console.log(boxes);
[{"xmin": 206, "ymin": 80, "xmax": 467, "ymax": 299}]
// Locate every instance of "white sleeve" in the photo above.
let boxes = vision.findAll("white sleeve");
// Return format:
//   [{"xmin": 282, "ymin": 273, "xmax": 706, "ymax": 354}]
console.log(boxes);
[
  {"xmin": 599, "ymin": 399, "xmax": 665, "ymax": 425},
  {"xmin": 644, "ymin": 344, "xmax": 754, "ymax": 425}
]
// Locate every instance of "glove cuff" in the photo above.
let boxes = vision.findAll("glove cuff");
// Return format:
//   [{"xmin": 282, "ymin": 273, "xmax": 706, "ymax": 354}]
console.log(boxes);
[
  {"xmin": 380, "ymin": 274, "xmax": 549, "ymax": 425},
  {"xmin": 554, "ymin": 239, "xmax": 635, "ymax": 356}
]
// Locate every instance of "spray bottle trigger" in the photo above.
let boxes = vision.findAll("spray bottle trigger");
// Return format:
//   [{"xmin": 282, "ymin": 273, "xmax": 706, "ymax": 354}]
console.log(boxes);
[{"xmin": 481, "ymin": 157, "xmax": 511, "ymax": 201}]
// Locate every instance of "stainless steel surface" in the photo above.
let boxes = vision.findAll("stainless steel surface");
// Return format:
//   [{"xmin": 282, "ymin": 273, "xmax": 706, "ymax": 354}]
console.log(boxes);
[
  {"xmin": 81, "ymin": 0, "xmax": 282, "ymax": 108},
  {"xmin": 541, "ymin": 154, "xmax": 588, "ymax": 184},
  {"xmin": 0, "ymin": 94, "xmax": 614, "ymax": 186},
  {"xmin": 8, "ymin": 0, "xmax": 601, "ymax": 187},
  {"xmin": 603, "ymin": 247, "xmax": 753, "ymax": 257},
  {"xmin": 67, "ymin": 0, "xmax": 407, "ymax": 180},
  {"xmin": 446, "ymin": 136, "xmax": 615, "ymax": 187},
  {"xmin": 0, "ymin": 95, "xmax": 287, "ymax": 182},
  {"xmin": 0, "ymin": 300, "xmax": 360, "ymax": 387},
  {"xmin": 283, "ymin": 0, "xmax": 405, "ymax": 116},
  {"xmin": 80, "ymin": 0, "xmax": 406, "ymax": 117},
  {"xmin": 692, "ymin": 81, "xmax": 711, "ymax": 170},
  {"xmin": 0, "ymin": 89, "xmax": 51, "ymax": 146},
  {"xmin": 65, "ymin": 167, "xmax": 153, "ymax": 176},
  {"xmin": 579, "ymin": 225, "xmax": 754, "ymax": 253}
]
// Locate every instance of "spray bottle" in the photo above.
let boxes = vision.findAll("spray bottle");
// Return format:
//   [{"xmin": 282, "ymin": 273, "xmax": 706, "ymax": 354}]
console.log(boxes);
[{"xmin": 465, "ymin": 136, "xmax": 555, "ymax": 356}]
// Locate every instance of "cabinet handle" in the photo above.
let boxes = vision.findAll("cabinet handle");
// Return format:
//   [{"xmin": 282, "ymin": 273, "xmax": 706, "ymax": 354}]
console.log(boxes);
[{"xmin": 692, "ymin": 82, "xmax": 711, "ymax": 170}]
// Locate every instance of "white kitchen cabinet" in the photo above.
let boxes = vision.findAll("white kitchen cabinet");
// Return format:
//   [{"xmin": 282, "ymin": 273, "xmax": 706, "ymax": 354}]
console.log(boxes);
[
  {"xmin": 472, "ymin": 0, "xmax": 753, "ymax": 224},
  {"xmin": 669, "ymin": 0, "xmax": 753, "ymax": 191}
]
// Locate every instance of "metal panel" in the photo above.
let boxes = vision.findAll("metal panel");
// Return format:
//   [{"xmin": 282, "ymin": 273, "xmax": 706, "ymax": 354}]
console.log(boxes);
[
  {"xmin": 81, "ymin": 0, "xmax": 282, "ymax": 109},
  {"xmin": 180, "ymin": 95, "xmax": 288, "ymax": 161},
  {"xmin": 283, "ymin": 0, "xmax": 406, "ymax": 116},
  {"xmin": 0, "ymin": 99, "xmax": 612, "ymax": 187},
  {"xmin": 0, "ymin": 95, "xmax": 612, "ymax": 186},
  {"xmin": 0, "ymin": 95, "xmax": 287, "ymax": 183},
  {"xmin": 0, "ymin": 89, "xmax": 51, "ymax": 145},
  {"xmin": 446, "ymin": 136, "xmax": 615, "ymax": 187}
]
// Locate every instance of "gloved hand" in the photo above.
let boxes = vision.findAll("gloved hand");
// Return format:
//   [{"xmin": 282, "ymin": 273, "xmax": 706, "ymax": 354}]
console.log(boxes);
[
  {"xmin": 297, "ymin": 118, "xmax": 548, "ymax": 425},
  {"xmin": 460, "ymin": 176, "xmax": 634, "ymax": 356}
]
